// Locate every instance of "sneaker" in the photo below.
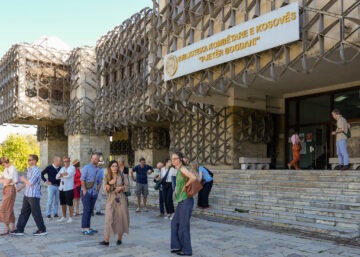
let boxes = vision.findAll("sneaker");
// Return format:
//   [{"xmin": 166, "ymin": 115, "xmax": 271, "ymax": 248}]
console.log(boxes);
[
  {"xmin": 143, "ymin": 207, "xmax": 149, "ymax": 212},
  {"xmin": 83, "ymin": 230, "xmax": 95, "ymax": 235},
  {"xmin": 89, "ymin": 228, "xmax": 98, "ymax": 233},
  {"xmin": 47, "ymin": 215, "xmax": 52, "ymax": 219},
  {"xmin": 157, "ymin": 213, "xmax": 165, "ymax": 217},
  {"xmin": 164, "ymin": 215, "xmax": 169, "ymax": 219},
  {"xmin": 10, "ymin": 229, "xmax": 24, "ymax": 236},
  {"xmin": 57, "ymin": 217, "xmax": 66, "ymax": 222},
  {"xmin": 95, "ymin": 211, "xmax": 104, "ymax": 215},
  {"xmin": 169, "ymin": 213, "xmax": 174, "ymax": 220},
  {"xmin": 67, "ymin": 218, "xmax": 73, "ymax": 223},
  {"xmin": 116, "ymin": 240, "xmax": 122, "ymax": 245},
  {"xmin": 135, "ymin": 207, "xmax": 141, "ymax": 213},
  {"xmin": 33, "ymin": 230, "xmax": 48, "ymax": 236},
  {"xmin": 54, "ymin": 214, "xmax": 59, "ymax": 218}
]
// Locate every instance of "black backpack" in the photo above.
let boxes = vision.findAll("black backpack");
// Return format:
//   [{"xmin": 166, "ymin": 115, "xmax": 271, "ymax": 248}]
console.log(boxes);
[{"xmin": 203, "ymin": 166, "xmax": 214, "ymax": 178}]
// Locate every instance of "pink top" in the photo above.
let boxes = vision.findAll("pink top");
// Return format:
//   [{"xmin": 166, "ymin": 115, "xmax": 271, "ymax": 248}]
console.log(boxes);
[{"xmin": 291, "ymin": 134, "xmax": 301, "ymax": 145}]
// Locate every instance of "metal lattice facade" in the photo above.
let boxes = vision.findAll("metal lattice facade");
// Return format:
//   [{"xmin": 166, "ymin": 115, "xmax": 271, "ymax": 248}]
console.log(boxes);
[
  {"xmin": 64, "ymin": 47, "xmax": 98, "ymax": 135},
  {"xmin": 0, "ymin": 44, "xmax": 70, "ymax": 125}
]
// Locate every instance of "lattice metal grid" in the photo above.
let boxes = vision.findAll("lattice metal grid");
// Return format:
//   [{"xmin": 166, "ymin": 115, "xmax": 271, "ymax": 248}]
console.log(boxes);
[
  {"xmin": 0, "ymin": 43, "xmax": 70, "ymax": 125},
  {"xmin": 94, "ymin": 7, "xmax": 155, "ymax": 132},
  {"xmin": 64, "ymin": 47, "xmax": 98, "ymax": 135}
]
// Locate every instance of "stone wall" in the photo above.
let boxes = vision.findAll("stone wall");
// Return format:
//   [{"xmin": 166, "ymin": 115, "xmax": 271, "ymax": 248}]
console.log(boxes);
[
  {"xmin": 68, "ymin": 134, "xmax": 110, "ymax": 167},
  {"xmin": 39, "ymin": 139, "xmax": 68, "ymax": 169}
]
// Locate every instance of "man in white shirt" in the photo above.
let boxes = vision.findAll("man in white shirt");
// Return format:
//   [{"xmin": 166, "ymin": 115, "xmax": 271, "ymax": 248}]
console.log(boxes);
[{"xmin": 56, "ymin": 156, "xmax": 76, "ymax": 223}]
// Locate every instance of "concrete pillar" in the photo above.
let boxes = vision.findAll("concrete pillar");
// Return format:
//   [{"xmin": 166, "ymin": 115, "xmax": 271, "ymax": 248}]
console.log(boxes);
[
  {"xmin": 68, "ymin": 134, "xmax": 110, "ymax": 167},
  {"xmin": 38, "ymin": 126, "xmax": 68, "ymax": 170}
]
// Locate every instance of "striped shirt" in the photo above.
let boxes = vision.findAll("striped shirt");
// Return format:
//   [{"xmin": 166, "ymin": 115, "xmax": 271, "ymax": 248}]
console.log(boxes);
[{"xmin": 25, "ymin": 166, "xmax": 42, "ymax": 198}]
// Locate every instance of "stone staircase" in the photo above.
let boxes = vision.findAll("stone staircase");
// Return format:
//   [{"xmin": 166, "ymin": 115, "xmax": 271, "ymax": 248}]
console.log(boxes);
[{"xmin": 138, "ymin": 170, "xmax": 360, "ymax": 239}]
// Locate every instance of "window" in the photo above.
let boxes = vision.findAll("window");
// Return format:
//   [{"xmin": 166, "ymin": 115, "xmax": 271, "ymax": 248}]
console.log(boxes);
[{"xmin": 334, "ymin": 89, "xmax": 360, "ymax": 120}]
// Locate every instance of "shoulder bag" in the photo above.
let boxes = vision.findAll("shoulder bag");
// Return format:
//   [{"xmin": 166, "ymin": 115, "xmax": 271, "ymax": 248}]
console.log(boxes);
[{"xmin": 181, "ymin": 172, "xmax": 203, "ymax": 197}]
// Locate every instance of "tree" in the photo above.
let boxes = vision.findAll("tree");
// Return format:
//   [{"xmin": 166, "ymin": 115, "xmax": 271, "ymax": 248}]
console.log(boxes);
[{"xmin": 0, "ymin": 134, "xmax": 40, "ymax": 172}]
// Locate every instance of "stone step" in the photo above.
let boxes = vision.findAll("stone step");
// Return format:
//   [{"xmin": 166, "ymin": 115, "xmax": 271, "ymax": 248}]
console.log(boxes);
[
  {"xmin": 246, "ymin": 209, "xmax": 360, "ymax": 230},
  {"xmin": 213, "ymin": 179, "xmax": 360, "ymax": 189},
  {"xmin": 211, "ymin": 194, "xmax": 360, "ymax": 211},
  {"xmin": 211, "ymin": 184, "xmax": 360, "ymax": 197},
  {"xmin": 211, "ymin": 188, "xmax": 360, "ymax": 202},
  {"xmin": 213, "ymin": 174, "xmax": 360, "ymax": 183},
  {"xmin": 192, "ymin": 208, "xmax": 360, "ymax": 238},
  {"xmin": 210, "ymin": 170, "xmax": 360, "ymax": 176}
]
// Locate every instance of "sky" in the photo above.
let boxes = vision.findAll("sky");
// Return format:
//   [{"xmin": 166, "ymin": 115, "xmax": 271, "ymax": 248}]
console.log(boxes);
[
  {"xmin": 0, "ymin": 0, "xmax": 152, "ymax": 140},
  {"xmin": 0, "ymin": 0, "xmax": 153, "ymax": 57}
]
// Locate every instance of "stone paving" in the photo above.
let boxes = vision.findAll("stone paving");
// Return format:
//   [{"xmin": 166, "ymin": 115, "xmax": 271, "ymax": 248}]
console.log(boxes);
[{"xmin": 0, "ymin": 189, "xmax": 360, "ymax": 257}]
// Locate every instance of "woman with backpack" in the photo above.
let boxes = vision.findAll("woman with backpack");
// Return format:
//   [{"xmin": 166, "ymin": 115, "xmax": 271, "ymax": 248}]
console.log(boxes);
[{"xmin": 190, "ymin": 161, "xmax": 213, "ymax": 209}]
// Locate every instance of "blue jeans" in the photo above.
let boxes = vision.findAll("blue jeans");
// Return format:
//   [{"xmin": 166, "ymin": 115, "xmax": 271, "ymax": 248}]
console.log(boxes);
[
  {"xmin": 336, "ymin": 139, "xmax": 349, "ymax": 165},
  {"xmin": 81, "ymin": 191, "xmax": 98, "ymax": 228},
  {"xmin": 159, "ymin": 189, "xmax": 164, "ymax": 214},
  {"xmin": 171, "ymin": 197, "xmax": 194, "ymax": 255},
  {"xmin": 46, "ymin": 185, "xmax": 59, "ymax": 216}
]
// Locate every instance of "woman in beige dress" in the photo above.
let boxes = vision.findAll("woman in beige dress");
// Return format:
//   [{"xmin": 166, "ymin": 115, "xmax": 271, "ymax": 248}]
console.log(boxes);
[
  {"xmin": 99, "ymin": 160, "xmax": 129, "ymax": 246},
  {"xmin": 0, "ymin": 157, "xmax": 18, "ymax": 235}
]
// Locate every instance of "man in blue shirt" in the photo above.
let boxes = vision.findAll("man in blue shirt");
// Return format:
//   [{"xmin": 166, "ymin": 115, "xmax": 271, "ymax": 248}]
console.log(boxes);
[
  {"xmin": 131, "ymin": 157, "xmax": 154, "ymax": 212},
  {"xmin": 11, "ymin": 154, "xmax": 47, "ymax": 236},
  {"xmin": 41, "ymin": 156, "xmax": 61, "ymax": 219},
  {"xmin": 80, "ymin": 153, "xmax": 103, "ymax": 235}
]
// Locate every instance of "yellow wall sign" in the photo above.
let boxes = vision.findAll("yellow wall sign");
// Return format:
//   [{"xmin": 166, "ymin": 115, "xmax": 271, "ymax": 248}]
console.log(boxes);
[{"xmin": 164, "ymin": 2, "xmax": 299, "ymax": 81}]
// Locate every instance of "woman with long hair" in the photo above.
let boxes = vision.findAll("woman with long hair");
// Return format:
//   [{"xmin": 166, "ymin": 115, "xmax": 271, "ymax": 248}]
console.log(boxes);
[
  {"xmin": 170, "ymin": 151, "xmax": 196, "ymax": 256},
  {"xmin": 0, "ymin": 157, "xmax": 18, "ymax": 235},
  {"xmin": 99, "ymin": 160, "xmax": 129, "ymax": 246}
]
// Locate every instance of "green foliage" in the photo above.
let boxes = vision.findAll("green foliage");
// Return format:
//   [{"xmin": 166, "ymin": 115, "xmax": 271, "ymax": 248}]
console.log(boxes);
[{"xmin": 0, "ymin": 134, "xmax": 40, "ymax": 172}]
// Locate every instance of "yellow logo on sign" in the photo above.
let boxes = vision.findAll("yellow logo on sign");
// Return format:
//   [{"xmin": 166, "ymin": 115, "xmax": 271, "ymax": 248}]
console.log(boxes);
[{"xmin": 165, "ymin": 55, "xmax": 178, "ymax": 77}]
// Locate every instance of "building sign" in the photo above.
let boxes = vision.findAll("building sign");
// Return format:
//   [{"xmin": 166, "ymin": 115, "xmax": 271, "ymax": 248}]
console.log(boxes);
[{"xmin": 164, "ymin": 2, "xmax": 300, "ymax": 81}]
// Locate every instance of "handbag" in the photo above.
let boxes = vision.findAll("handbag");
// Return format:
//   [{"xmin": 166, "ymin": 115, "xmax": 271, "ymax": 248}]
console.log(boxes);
[
  {"xmin": 181, "ymin": 173, "xmax": 203, "ymax": 197},
  {"xmin": 153, "ymin": 179, "xmax": 161, "ymax": 190},
  {"xmin": 185, "ymin": 179, "xmax": 203, "ymax": 197},
  {"xmin": 85, "ymin": 181, "xmax": 95, "ymax": 189},
  {"xmin": 85, "ymin": 168, "xmax": 99, "ymax": 189}
]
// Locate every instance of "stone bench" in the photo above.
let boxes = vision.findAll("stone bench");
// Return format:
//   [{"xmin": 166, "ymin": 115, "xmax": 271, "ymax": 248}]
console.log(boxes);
[
  {"xmin": 329, "ymin": 157, "xmax": 360, "ymax": 170},
  {"xmin": 239, "ymin": 157, "xmax": 271, "ymax": 170}
]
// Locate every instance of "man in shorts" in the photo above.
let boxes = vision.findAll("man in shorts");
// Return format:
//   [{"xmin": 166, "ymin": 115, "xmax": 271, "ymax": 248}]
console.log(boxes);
[{"xmin": 131, "ymin": 157, "xmax": 154, "ymax": 212}]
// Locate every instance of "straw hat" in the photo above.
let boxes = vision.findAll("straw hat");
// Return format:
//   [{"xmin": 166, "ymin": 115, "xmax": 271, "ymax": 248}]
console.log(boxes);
[{"xmin": 72, "ymin": 159, "xmax": 80, "ymax": 166}]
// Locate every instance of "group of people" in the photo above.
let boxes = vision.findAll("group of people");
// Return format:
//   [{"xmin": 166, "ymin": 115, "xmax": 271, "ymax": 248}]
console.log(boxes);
[
  {"xmin": 288, "ymin": 109, "xmax": 351, "ymax": 170},
  {"xmin": 0, "ymin": 151, "xmax": 215, "ymax": 256}
]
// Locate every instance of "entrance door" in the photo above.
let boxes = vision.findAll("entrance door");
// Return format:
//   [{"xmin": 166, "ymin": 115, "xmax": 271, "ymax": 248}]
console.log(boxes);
[{"xmin": 296, "ymin": 125, "xmax": 330, "ymax": 169}]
